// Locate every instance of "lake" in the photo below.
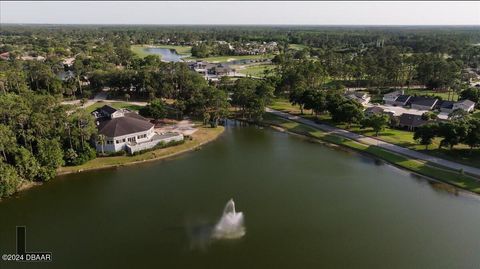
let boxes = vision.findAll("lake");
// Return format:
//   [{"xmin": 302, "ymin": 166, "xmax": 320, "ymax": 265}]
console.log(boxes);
[
  {"xmin": 144, "ymin": 47, "xmax": 185, "ymax": 62},
  {"xmin": 1, "ymin": 122, "xmax": 480, "ymax": 268}
]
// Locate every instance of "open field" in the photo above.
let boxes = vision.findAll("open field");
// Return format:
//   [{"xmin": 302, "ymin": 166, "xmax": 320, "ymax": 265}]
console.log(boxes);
[
  {"xmin": 237, "ymin": 64, "xmax": 275, "ymax": 77},
  {"xmin": 403, "ymin": 88, "xmax": 459, "ymax": 101},
  {"xmin": 289, "ymin": 44, "xmax": 309, "ymax": 50},
  {"xmin": 270, "ymin": 98, "xmax": 480, "ymax": 168},
  {"xmin": 57, "ymin": 126, "xmax": 224, "ymax": 174},
  {"xmin": 262, "ymin": 113, "xmax": 480, "ymax": 194}
]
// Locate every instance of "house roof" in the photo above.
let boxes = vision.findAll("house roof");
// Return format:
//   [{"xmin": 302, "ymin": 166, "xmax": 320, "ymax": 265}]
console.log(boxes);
[
  {"xmin": 439, "ymin": 100, "xmax": 454, "ymax": 109},
  {"xmin": 97, "ymin": 112, "xmax": 153, "ymax": 137},
  {"xmin": 395, "ymin": 95, "xmax": 412, "ymax": 103},
  {"xmin": 94, "ymin": 105, "xmax": 118, "ymax": 116},
  {"xmin": 399, "ymin": 113, "xmax": 427, "ymax": 128},
  {"xmin": 365, "ymin": 106, "xmax": 384, "ymax": 114},
  {"xmin": 409, "ymin": 96, "xmax": 438, "ymax": 107},
  {"xmin": 456, "ymin": 99, "xmax": 475, "ymax": 107}
]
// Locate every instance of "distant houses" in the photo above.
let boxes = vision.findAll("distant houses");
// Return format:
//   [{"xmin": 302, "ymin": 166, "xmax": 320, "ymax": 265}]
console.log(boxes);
[{"xmin": 92, "ymin": 105, "xmax": 183, "ymax": 154}]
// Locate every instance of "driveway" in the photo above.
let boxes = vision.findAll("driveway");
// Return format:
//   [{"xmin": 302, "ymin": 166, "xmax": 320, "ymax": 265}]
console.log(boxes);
[{"xmin": 266, "ymin": 108, "xmax": 480, "ymax": 178}]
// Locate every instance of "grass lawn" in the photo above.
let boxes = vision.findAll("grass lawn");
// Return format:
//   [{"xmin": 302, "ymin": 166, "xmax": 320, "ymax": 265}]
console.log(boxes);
[
  {"xmin": 403, "ymin": 88, "xmax": 459, "ymax": 101},
  {"xmin": 131, "ymin": 44, "xmax": 192, "ymax": 58},
  {"xmin": 472, "ymin": 111, "xmax": 480, "ymax": 119},
  {"xmin": 57, "ymin": 126, "xmax": 224, "ymax": 174},
  {"xmin": 262, "ymin": 113, "xmax": 480, "ymax": 194},
  {"xmin": 85, "ymin": 102, "xmax": 144, "ymax": 113},
  {"xmin": 269, "ymin": 98, "xmax": 480, "ymax": 168},
  {"xmin": 289, "ymin": 44, "xmax": 308, "ymax": 50},
  {"xmin": 237, "ymin": 64, "xmax": 275, "ymax": 77}
]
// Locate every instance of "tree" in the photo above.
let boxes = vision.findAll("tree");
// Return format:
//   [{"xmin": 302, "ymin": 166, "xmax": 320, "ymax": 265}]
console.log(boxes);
[
  {"xmin": 437, "ymin": 121, "xmax": 468, "ymax": 149},
  {"xmin": 303, "ymin": 90, "xmax": 327, "ymax": 117},
  {"xmin": 97, "ymin": 134, "xmax": 106, "ymax": 155},
  {"xmin": 361, "ymin": 114, "xmax": 389, "ymax": 136},
  {"xmin": 421, "ymin": 111, "xmax": 438, "ymax": 121},
  {"xmin": 14, "ymin": 147, "xmax": 40, "ymax": 181},
  {"xmin": 414, "ymin": 123, "xmax": 438, "ymax": 149},
  {"xmin": 0, "ymin": 124, "xmax": 15, "ymax": 162},
  {"xmin": 460, "ymin": 87, "xmax": 480, "ymax": 105},
  {"xmin": 448, "ymin": 109, "xmax": 469, "ymax": 121},
  {"xmin": 0, "ymin": 161, "xmax": 22, "ymax": 197},
  {"xmin": 36, "ymin": 139, "xmax": 64, "ymax": 181},
  {"xmin": 140, "ymin": 98, "xmax": 167, "ymax": 120},
  {"xmin": 331, "ymin": 100, "xmax": 364, "ymax": 128},
  {"xmin": 463, "ymin": 118, "xmax": 480, "ymax": 151}
]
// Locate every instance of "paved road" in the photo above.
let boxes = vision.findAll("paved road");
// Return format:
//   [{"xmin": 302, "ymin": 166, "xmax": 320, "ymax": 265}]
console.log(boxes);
[{"xmin": 266, "ymin": 108, "xmax": 480, "ymax": 178}]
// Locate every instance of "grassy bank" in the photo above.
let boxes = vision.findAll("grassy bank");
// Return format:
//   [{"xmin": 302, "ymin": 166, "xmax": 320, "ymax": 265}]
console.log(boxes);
[
  {"xmin": 57, "ymin": 126, "xmax": 224, "ymax": 175},
  {"xmin": 262, "ymin": 113, "xmax": 480, "ymax": 194},
  {"xmin": 270, "ymin": 98, "xmax": 480, "ymax": 168}
]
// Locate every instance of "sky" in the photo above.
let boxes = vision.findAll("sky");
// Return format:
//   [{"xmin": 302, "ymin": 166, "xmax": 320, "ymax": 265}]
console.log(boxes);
[{"xmin": 1, "ymin": 1, "xmax": 479, "ymax": 25}]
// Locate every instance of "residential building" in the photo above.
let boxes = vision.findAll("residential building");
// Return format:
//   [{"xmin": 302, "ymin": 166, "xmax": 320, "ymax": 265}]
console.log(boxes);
[
  {"xmin": 383, "ymin": 90, "xmax": 403, "ymax": 105},
  {"xmin": 438, "ymin": 101, "xmax": 455, "ymax": 113},
  {"xmin": 453, "ymin": 99, "xmax": 475, "ymax": 113},
  {"xmin": 397, "ymin": 113, "xmax": 428, "ymax": 131},
  {"xmin": 92, "ymin": 105, "xmax": 183, "ymax": 154},
  {"xmin": 346, "ymin": 92, "xmax": 371, "ymax": 106},
  {"xmin": 391, "ymin": 95, "xmax": 412, "ymax": 106},
  {"xmin": 409, "ymin": 96, "xmax": 438, "ymax": 110},
  {"xmin": 364, "ymin": 106, "xmax": 384, "ymax": 116}
]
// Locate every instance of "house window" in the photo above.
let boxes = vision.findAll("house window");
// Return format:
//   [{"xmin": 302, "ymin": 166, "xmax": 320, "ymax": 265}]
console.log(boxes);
[
  {"xmin": 137, "ymin": 134, "xmax": 147, "ymax": 139},
  {"xmin": 106, "ymin": 140, "xmax": 113, "ymax": 144},
  {"xmin": 127, "ymin": 137, "xmax": 136, "ymax": 142}
]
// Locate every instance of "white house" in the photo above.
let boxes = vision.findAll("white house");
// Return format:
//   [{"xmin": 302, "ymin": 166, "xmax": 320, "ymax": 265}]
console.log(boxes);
[
  {"xmin": 453, "ymin": 99, "xmax": 475, "ymax": 113},
  {"xmin": 92, "ymin": 105, "xmax": 183, "ymax": 154}
]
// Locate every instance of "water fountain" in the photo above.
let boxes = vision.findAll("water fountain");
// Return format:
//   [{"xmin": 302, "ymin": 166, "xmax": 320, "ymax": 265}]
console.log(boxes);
[{"xmin": 212, "ymin": 199, "xmax": 245, "ymax": 239}]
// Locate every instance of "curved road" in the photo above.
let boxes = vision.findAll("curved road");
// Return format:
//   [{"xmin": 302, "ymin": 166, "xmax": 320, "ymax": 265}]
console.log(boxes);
[{"xmin": 266, "ymin": 108, "xmax": 480, "ymax": 178}]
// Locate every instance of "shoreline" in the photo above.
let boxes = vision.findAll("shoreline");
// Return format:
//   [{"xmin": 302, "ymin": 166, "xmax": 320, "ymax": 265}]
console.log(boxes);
[
  {"xmin": 261, "ymin": 113, "xmax": 480, "ymax": 195},
  {"xmin": 3, "ymin": 126, "xmax": 224, "ymax": 199}
]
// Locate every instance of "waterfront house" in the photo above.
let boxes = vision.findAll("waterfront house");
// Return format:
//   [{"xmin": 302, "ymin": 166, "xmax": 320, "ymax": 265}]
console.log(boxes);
[
  {"xmin": 409, "ymin": 96, "xmax": 438, "ymax": 110},
  {"xmin": 92, "ymin": 105, "xmax": 183, "ymax": 154}
]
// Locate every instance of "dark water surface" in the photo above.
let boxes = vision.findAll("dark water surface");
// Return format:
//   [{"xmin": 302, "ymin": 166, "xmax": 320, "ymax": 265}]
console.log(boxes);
[{"xmin": 1, "ymin": 124, "xmax": 480, "ymax": 268}]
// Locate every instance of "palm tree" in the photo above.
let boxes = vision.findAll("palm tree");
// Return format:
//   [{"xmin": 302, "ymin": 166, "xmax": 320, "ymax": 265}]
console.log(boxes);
[{"xmin": 97, "ymin": 134, "xmax": 106, "ymax": 155}]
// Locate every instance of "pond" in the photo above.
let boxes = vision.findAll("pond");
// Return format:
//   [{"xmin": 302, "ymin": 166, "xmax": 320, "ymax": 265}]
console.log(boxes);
[
  {"xmin": 1, "ymin": 122, "xmax": 480, "ymax": 268},
  {"xmin": 143, "ymin": 47, "xmax": 185, "ymax": 62}
]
